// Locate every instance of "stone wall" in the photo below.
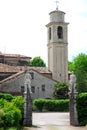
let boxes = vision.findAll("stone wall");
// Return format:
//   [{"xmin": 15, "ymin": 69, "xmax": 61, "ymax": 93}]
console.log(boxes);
[
  {"xmin": 0, "ymin": 70, "xmax": 57, "ymax": 99},
  {"xmin": 0, "ymin": 73, "xmax": 25, "ymax": 95},
  {"xmin": 29, "ymin": 70, "xmax": 57, "ymax": 100}
]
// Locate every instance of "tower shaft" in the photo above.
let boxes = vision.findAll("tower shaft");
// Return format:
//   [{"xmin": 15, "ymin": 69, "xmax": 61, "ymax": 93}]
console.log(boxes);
[{"xmin": 46, "ymin": 10, "xmax": 69, "ymax": 82}]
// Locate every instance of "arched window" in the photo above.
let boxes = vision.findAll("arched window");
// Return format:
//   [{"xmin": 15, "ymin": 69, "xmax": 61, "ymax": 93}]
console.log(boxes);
[
  {"xmin": 49, "ymin": 27, "xmax": 51, "ymax": 40},
  {"xmin": 57, "ymin": 26, "xmax": 63, "ymax": 39}
]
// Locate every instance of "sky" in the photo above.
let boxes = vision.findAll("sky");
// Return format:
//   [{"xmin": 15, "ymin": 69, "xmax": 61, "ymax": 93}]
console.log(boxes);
[{"xmin": 0, "ymin": 0, "xmax": 87, "ymax": 65}]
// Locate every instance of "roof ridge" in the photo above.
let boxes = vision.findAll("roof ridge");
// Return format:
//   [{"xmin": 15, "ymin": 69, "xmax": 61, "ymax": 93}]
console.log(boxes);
[{"xmin": 0, "ymin": 71, "xmax": 24, "ymax": 84}]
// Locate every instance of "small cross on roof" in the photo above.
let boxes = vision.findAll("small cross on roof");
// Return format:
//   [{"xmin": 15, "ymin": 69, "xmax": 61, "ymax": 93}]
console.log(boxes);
[{"xmin": 55, "ymin": 0, "xmax": 59, "ymax": 10}]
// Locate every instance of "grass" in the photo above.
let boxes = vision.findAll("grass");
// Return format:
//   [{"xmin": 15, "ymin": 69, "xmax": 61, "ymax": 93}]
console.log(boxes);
[{"xmin": 0, "ymin": 126, "xmax": 23, "ymax": 130}]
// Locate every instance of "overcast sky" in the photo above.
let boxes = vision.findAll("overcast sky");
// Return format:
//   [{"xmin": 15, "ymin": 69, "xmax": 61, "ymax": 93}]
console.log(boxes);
[{"xmin": 0, "ymin": 0, "xmax": 87, "ymax": 65}]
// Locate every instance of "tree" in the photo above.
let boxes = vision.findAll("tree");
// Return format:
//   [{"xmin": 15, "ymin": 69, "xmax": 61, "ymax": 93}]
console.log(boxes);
[
  {"xmin": 73, "ymin": 53, "xmax": 87, "ymax": 93},
  {"xmin": 53, "ymin": 82, "xmax": 69, "ymax": 99},
  {"xmin": 68, "ymin": 61, "xmax": 74, "ymax": 71},
  {"xmin": 29, "ymin": 56, "xmax": 46, "ymax": 67}
]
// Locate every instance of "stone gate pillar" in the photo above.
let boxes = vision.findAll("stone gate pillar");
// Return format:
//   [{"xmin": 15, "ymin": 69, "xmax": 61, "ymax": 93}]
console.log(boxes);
[
  {"xmin": 69, "ymin": 72, "xmax": 78, "ymax": 126},
  {"xmin": 23, "ymin": 71, "xmax": 32, "ymax": 126}
]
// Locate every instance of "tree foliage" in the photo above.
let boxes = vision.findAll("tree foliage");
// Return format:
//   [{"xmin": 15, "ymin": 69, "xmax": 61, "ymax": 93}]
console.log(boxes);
[
  {"xmin": 73, "ymin": 53, "xmax": 87, "ymax": 93},
  {"xmin": 53, "ymin": 82, "xmax": 69, "ymax": 99},
  {"xmin": 68, "ymin": 61, "xmax": 74, "ymax": 71},
  {"xmin": 29, "ymin": 56, "xmax": 46, "ymax": 67}
]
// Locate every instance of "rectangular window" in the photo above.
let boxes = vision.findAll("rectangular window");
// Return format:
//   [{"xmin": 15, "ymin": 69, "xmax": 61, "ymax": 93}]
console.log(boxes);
[
  {"xmin": 31, "ymin": 86, "xmax": 35, "ymax": 93},
  {"xmin": 42, "ymin": 84, "xmax": 45, "ymax": 91},
  {"xmin": 21, "ymin": 86, "xmax": 24, "ymax": 93}
]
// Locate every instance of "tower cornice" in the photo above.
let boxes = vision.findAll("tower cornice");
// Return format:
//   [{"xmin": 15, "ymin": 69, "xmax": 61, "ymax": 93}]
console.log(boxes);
[
  {"xmin": 47, "ymin": 42, "xmax": 68, "ymax": 46},
  {"xmin": 46, "ymin": 22, "xmax": 69, "ymax": 27},
  {"xmin": 49, "ymin": 10, "xmax": 65, "ymax": 15}
]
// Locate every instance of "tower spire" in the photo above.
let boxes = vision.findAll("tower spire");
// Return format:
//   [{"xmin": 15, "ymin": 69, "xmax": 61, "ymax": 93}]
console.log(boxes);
[{"xmin": 55, "ymin": 0, "xmax": 59, "ymax": 10}]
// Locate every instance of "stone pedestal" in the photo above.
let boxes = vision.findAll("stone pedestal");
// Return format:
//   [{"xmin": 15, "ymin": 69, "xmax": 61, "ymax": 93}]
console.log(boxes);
[
  {"xmin": 23, "ymin": 86, "xmax": 32, "ymax": 126},
  {"xmin": 69, "ymin": 92, "xmax": 78, "ymax": 126},
  {"xmin": 69, "ymin": 72, "xmax": 78, "ymax": 126}
]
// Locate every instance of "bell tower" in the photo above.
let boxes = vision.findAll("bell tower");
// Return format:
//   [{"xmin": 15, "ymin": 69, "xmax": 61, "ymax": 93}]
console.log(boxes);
[{"xmin": 46, "ymin": 9, "xmax": 69, "ymax": 82}]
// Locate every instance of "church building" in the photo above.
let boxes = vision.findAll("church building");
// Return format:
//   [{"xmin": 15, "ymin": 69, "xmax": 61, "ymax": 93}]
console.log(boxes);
[{"xmin": 0, "ymin": 7, "xmax": 69, "ymax": 99}]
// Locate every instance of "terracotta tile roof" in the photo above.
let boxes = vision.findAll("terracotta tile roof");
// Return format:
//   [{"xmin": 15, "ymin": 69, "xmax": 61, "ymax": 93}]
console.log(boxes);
[
  {"xmin": 15, "ymin": 66, "xmax": 52, "ymax": 74},
  {"xmin": 0, "ymin": 63, "xmax": 20, "ymax": 73},
  {"xmin": 29, "ymin": 67, "xmax": 52, "ymax": 73},
  {"xmin": 0, "ymin": 52, "xmax": 31, "ymax": 59},
  {"xmin": 0, "ymin": 71, "xmax": 25, "ymax": 84},
  {"xmin": 0, "ymin": 69, "xmax": 56, "ymax": 84},
  {"xmin": 0, "ymin": 63, "xmax": 51, "ymax": 74}
]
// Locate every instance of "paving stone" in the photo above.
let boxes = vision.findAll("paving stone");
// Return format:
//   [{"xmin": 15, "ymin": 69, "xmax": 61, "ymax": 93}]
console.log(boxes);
[{"xmin": 24, "ymin": 112, "xmax": 87, "ymax": 130}]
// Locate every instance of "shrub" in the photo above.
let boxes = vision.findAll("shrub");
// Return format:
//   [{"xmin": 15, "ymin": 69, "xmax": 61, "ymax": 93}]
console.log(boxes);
[
  {"xmin": 3, "ymin": 104, "xmax": 22, "ymax": 127},
  {"xmin": 33, "ymin": 98, "xmax": 69, "ymax": 112},
  {"xmin": 0, "ymin": 95, "xmax": 24, "ymax": 127},
  {"xmin": 12, "ymin": 96, "xmax": 24, "ymax": 110},
  {"xmin": 0, "ymin": 93, "xmax": 14, "ymax": 101},
  {"xmin": 33, "ymin": 98, "xmax": 46, "ymax": 111},
  {"xmin": 0, "ymin": 99, "xmax": 9, "ymax": 109},
  {"xmin": 53, "ymin": 82, "xmax": 69, "ymax": 99},
  {"xmin": 44, "ymin": 99, "xmax": 69, "ymax": 112},
  {"xmin": 0, "ymin": 109, "xmax": 4, "ymax": 127},
  {"xmin": 32, "ymin": 102, "xmax": 37, "ymax": 111},
  {"xmin": 44, "ymin": 100, "xmax": 55, "ymax": 111},
  {"xmin": 76, "ymin": 93, "xmax": 87, "ymax": 126}
]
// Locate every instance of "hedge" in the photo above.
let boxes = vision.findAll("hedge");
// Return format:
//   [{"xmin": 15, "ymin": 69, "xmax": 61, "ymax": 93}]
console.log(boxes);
[
  {"xmin": 33, "ymin": 98, "xmax": 69, "ymax": 112},
  {"xmin": 76, "ymin": 93, "xmax": 87, "ymax": 126}
]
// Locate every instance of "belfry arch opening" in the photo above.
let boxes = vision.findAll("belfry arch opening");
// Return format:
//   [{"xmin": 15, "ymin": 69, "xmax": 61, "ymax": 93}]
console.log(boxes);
[
  {"xmin": 57, "ymin": 26, "xmax": 63, "ymax": 39},
  {"xmin": 49, "ymin": 27, "xmax": 51, "ymax": 40}
]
